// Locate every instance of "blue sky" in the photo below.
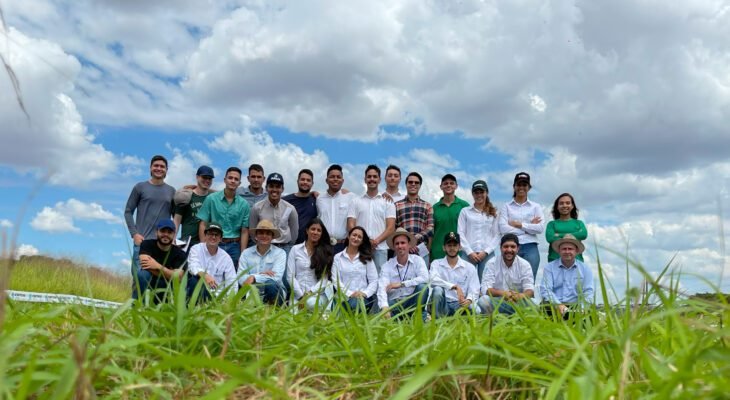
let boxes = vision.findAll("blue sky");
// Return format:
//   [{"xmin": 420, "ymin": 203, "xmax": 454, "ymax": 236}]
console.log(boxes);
[{"xmin": 1, "ymin": 0, "xmax": 729, "ymax": 297}]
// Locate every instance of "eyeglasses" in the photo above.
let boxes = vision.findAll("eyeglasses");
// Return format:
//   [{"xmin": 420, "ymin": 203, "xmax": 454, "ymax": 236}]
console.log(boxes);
[{"xmin": 406, "ymin": 181, "xmax": 421, "ymax": 185}]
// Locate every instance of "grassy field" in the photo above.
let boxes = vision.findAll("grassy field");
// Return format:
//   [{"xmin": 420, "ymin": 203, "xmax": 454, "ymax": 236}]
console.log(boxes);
[{"xmin": 1, "ymin": 257, "xmax": 729, "ymax": 398}]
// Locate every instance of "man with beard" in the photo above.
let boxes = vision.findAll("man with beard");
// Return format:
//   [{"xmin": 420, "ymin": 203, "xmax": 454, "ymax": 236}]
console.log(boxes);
[
  {"xmin": 186, "ymin": 222, "xmax": 237, "ymax": 301},
  {"xmin": 395, "ymin": 171, "xmax": 434, "ymax": 265},
  {"xmin": 431, "ymin": 174, "xmax": 469, "ymax": 262},
  {"xmin": 317, "ymin": 164, "xmax": 356, "ymax": 254},
  {"xmin": 283, "ymin": 169, "xmax": 318, "ymax": 244},
  {"xmin": 249, "ymin": 173, "xmax": 299, "ymax": 254},
  {"xmin": 173, "ymin": 165, "xmax": 215, "ymax": 247},
  {"xmin": 132, "ymin": 219, "xmax": 188, "ymax": 302},
  {"xmin": 429, "ymin": 232, "xmax": 480, "ymax": 318},
  {"xmin": 237, "ymin": 164, "xmax": 268, "ymax": 208},
  {"xmin": 125, "ymin": 155, "xmax": 175, "ymax": 277},
  {"xmin": 477, "ymin": 234, "xmax": 535, "ymax": 315}
]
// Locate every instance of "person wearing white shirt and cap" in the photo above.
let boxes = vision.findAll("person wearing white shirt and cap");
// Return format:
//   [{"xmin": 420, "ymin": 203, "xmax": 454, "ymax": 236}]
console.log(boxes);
[
  {"xmin": 332, "ymin": 226, "xmax": 379, "ymax": 313},
  {"xmin": 186, "ymin": 222, "xmax": 237, "ymax": 301},
  {"xmin": 457, "ymin": 179, "xmax": 500, "ymax": 282},
  {"xmin": 378, "ymin": 228, "xmax": 429, "ymax": 320},
  {"xmin": 478, "ymin": 233, "xmax": 535, "ymax": 315},
  {"xmin": 429, "ymin": 231, "xmax": 480, "ymax": 318}
]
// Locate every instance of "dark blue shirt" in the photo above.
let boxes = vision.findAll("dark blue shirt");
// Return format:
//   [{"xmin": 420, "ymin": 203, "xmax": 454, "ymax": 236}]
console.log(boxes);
[{"xmin": 283, "ymin": 193, "xmax": 318, "ymax": 244}]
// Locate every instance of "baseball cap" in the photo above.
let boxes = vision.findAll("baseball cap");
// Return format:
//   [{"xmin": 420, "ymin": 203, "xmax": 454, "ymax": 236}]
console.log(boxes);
[
  {"xmin": 444, "ymin": 231, "xmax": 460, "ymax": 244},
  {"xmin": 204, "ymin": 221, "xmax": 223, "ymax": 234},
  {"xmin": 441, "ymin": 173, "xmax": 457, "ymax": 183},
  {"xmin": 267, "ymin": 172, "xmax": 284, "ymax": 185},
  {"xmin": 472, "ymin": 180, "xmax": 488, "ymax": 192},
  {"xmin": 196, "ymin": 165, "xmax": 214, "ymax": 178},
  {"xmin": 156, "ymin": 219, "xmax": 175, "ymax": 231},
  {"xmin": 513, "ymin": 172, "xmax": 531, "ymax": 185}
]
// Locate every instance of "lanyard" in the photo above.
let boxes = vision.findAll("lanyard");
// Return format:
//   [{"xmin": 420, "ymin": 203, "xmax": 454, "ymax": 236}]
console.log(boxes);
[{"xmin": 396, "ymin": 262, "xmax": 410, "ymax": 283}]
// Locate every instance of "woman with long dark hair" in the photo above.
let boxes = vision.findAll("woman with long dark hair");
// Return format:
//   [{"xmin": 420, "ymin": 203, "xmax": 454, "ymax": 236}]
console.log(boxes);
[
  {"xmin": 286, "ymin": 218, "xmax": 334, "ymax": 312},
  {"xmin": 546, "ymin": 193, "xmax": 587, "ymax": 262},
  {"xmin": 331, "ymin": 225, "xmax": 379, "ymax": 313}
]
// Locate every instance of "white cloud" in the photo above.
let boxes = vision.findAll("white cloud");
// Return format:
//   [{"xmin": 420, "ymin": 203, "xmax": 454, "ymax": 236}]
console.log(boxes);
[
  {"xmin": 15, "ymin": 244, "xmax": 40, "ymax": 259},
  {"xmin": 30, "ymin": 199, "xmax": 121, "ymax": 233},
  {"xmin": 0, "ymin": 219, "xmax": 13, "ymax": 229}
]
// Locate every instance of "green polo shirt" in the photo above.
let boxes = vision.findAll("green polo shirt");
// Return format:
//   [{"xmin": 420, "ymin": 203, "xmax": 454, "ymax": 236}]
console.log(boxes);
[
  {"xmin": 431, "ymin": 196, "xmax": 469, "ymax": 261},
  {"xmin": 196, "ymin": 190, "xmax": 250, "ymax": 239}
]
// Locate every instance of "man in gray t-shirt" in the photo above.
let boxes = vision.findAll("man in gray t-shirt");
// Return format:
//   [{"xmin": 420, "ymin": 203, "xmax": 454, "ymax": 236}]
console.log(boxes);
[{"xmin": 124, "ymin": 155, "xmax": 175, "ymax": 277}]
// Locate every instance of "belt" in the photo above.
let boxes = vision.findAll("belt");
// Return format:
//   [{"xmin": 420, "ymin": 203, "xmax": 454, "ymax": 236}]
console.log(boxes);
[{"xmin": 221, "ymin": 237, "xmax": 241, "ymax": 243}]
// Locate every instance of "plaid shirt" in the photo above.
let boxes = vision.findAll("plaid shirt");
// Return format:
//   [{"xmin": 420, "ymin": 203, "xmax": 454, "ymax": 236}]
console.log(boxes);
[{"xmin": 395, "ymin": 197, "xmax": 434, "ymax": 242}]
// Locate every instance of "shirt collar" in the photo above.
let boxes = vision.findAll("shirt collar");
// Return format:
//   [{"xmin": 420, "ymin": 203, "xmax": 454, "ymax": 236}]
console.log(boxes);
[{"xmin": 509, "ymin": 198, "xmax": 533, "ymax": 207}]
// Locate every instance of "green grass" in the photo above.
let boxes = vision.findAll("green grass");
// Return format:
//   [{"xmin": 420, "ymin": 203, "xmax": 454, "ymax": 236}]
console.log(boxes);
[{"xmin": 1, "ymin": 256, "xmax": 729, "ymax": 398}]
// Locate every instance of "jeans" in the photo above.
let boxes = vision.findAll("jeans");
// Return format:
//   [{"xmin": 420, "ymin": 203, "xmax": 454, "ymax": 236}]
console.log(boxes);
[
  {"xmin": 518, "ymin": 242, "xmax": 540, "ymax": 280},
  {"xmin": 219, "ymin": 241, "xmax": 242, "ymax": 271},
  {"xmin": 373, "ymin": 249, "xmax": 388, "ymax": 274},
  {"xmin": 186, "ymin": 274, "xmax": 214, "ymax": 303},
  {"xmin": 477, "ymin": 295, "xmax": 532, "ymax": 315},
  {"xmin": 245, "ymin": 280, "xmax": 285, "ymax": 305},
  {"xmin": 388, "ymin": 283, "xmax": 429, "ymax": 321},
  {"xmin": 132, "ymin": 268, "xmax": 170, "ymax": 302},
  {"xmin": 430, "ymin": 287, "xmax": 478, "ymax": 318},
  {"xmin": 339, "ymin": 295, "xmax": 377, "ymax": 314},
  {"xmin": 460, "ymin": 251, "xmax": 494, "ymax": 283}
]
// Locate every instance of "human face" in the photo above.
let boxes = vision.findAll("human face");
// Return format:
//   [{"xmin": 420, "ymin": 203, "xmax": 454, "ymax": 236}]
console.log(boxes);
[
  {"xmin": 443, "ymin": 242, "xmax": 460, "ymax": 258},
  {"xmin": 406, "ymin": 177, "xmax": 421, "ymax": 196},
  {"xmin": 150, "ymin": 160, "xmax": 167, "ymax": 180},
  {"xmin": 500, "ymin": 241, "xmax": 518, "ymax": 264},
  {"xmin": 557, "ymin": 195, "xmax": 574, "ymax": 218},
  {"xmin": 255, "ymin": 230, "xmax": 274, "ymax": 246},
  {"xmin": 472, "ymin": 189, "xmax": 487, "ymax": 205},
  {"xmin": 156, "ymin": 228, "xmax": 175, "ymax": 246},
  {"xmin": 326, "ymin": 170, "xmax": 344, "ymax": 192},
  {"xmin": 248, "ymin": 169, "xmax": 264, "ymax": 190},
  {"xmin": 224, "ymin": 171, "xmax": 242, "ymax": 191},
  {"xmin": 297, "ymin": 173, "xmax": 313, "ymax": 194},
  {"xmin": 196, "ymin": 174, "xmax": 213, "ymax": 190},
  {"xmin": 267, "ymin": 183, "xmax": 283, "ymax": 203},
  {"xmin": 513, "ymin": 182, "xmax": 530, "ymax": 198},
  {"xmin": 393, "ymin": 235, "xmax": 410, "ymax": 257},
  {"xmin": 307, "ymin": 223, "xmax": 323, "ymax": 244},
  {"xmin": 364, "ymin": 169, "xmax": 380, "ymax": 191},
  {"xmin": 385, "ymin": 169, "xmax": 401, "ymax": 190},
  {"xmin": 440, "ymin": 179, "xmax": 457, "ymax": 196},
  {"xmin": 205, "ymin": 229, "xmax": 222, "ymax": 246},
  {"xmin": 559, "ymin": 243, "xmax": 578, "ymax": 266},
  {"xmin": 348, "ymin": 228, "xmax": 364, "ymax": 249}
]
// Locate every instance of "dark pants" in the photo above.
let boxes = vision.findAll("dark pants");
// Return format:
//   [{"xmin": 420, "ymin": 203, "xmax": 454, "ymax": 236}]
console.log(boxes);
[
  {"xmin": 132, "ymin": 268, "xmax": 170, "ymax": 302},
  {"xmin": 338, "ymin": 295, "xmax": 377, "ymax": 314},
  {"xmin": 243, "ymin": 280, "xmax": 285, "ymax": 305},
  {"xmin": 219, "ymin": 241, "xmax": 241, "ymax": 270},
  {"xmin": 388, "ymin": 284, "xmax": 429, "ymax": 321}
]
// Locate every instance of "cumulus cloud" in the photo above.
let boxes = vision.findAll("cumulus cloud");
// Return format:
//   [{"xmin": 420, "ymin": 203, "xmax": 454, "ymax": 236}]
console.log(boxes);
[
  {"xmin": 0, "ymin": 219, "xmax": 13, "ymax": 229},
  {"xmin": 15, "ymin": 244, "xmax": 40, "ymax": 259},
  {"xmin": 30, "ymin": 199, "xmax": 122, "ymax": 233}
]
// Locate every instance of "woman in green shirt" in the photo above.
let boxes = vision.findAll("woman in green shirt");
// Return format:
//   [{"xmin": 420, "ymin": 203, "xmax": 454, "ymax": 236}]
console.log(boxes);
[{"xmin": 545, "ymin": 193, "xmax": 587, "ymax": 262}]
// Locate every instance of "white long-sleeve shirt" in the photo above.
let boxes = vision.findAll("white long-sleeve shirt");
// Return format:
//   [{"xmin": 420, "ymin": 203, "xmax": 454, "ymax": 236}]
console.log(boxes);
[
  {"xmin": 317, "ymin": 190, "xmax": 356, "ymax": 240},
  {"xmin": 331, "ymin": 250, "xmax": 379, "ymax": 298},
  {"xmin": 481, "ymin": 255, "xmax": 535, "ymax": 296},
  {"xmin": 187, "ymin": 243, "xmax": 238, "ymax": 295},
  {"xmin": 429, "ymin": 257, "xmax": 480, "ymax": 302},
  {"xmin": 377, "ymin": 254, "xmax": 429, "ymax": 308},
  {"xmin": 498, "ymin": 199, "xmax": 545, "ymax": 244},
  {"xmin": 457, "ymin": 206, "xmax": 500, "ymax": 255},
  {"xmin": 286, "ymin": 243, "xmax": 333, "ymax": 300}
]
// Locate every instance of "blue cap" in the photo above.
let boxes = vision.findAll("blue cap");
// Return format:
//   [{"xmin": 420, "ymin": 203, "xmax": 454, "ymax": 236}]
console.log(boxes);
[
  {"xmin": 267, "ymin": 172, "xmax": 284, "ymax": 185},
  {"xmin": 196, "ymin": 165, "xmax": 214, "ymax": 178},
  {"xmin": 156, "ymin": 219, "xmax": 176, "ymax": 231}
]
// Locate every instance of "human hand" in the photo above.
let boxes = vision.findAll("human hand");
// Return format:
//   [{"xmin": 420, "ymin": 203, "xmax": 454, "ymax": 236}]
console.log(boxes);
[
  {"xmin": 530, "ymin": 216, "xmax": 542, "ymax": 224},
  {"xmin": 133, "ymin": 234, "xmax": 144, "ymax": 246},
  {"xmin": 458, "ymin": 298, "xmax": 472, "ymax": 307},
  {"xmin": 204, "ymin": 274, "xmax": 218, "ymax": 289},
  {"xmin": 139, "ymin": 255, "xmax": 160, "ymax": 272},
  {"xmin": 386, "ymin": 282, "xmax": 402, "ymax": 292},
  {"xmin": 558, "ymin": 304, "xmax": 568, "ymax": 315},
  {"xmin": 350, "ymin": 291, "xmax": 366, "ymax": 299},
  {"xmin": 262, "ymin": 271, "xmax": 275, "ymax": 277},
  {"xmin": 468, "ymin": 252, "xmax": 480, "ymax": 263},
  {"xmin": 508, "ymin": 220, "xmax": 522, "ymax": 229},
  {"xmin": 243, "ymin": 276, "xmax": 255, "ymax": 285}
]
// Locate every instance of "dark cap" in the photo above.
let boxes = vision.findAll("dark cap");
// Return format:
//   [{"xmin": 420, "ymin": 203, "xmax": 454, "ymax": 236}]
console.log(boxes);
[
  {"xmin": 500, "ymin": 233, "xmax": 520, "ymax": 246},
  {"xmin": 472, "ymin": 180, "xmax": 488, "ymax": 192},
  {"xmin": 204, "ymin": 221, "xmax": 223, "ymax": 234},
  {"xmin": 513, "ymin": 172, "xmax": 531, "ymax": 185},
  {"xmin": 444, "ymin": 231, "xmax": 461, "ymax": 244},
  {"xmin": 441, "ymin": 173, "xmax": 457, "ymax": 183},
  {"xmin": 196, "ymin": 165, "xmax": 214, "ymax": 178},
  {"xmin": 156, "ymin": 219, "xmax": 175, "ymax": 231},
  {"xmin": 267, "ymin": 172, "xmax": 284, "ymax": 185}
]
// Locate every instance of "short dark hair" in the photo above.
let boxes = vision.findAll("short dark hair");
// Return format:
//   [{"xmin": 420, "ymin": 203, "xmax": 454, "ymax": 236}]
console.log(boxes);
[
  {"xmin": 298, "ymin": 169, "xmax": 314, "ymax": 179},
  {"xmin": 385, "ymin": 165, "xmax": 401, "ymax": 175},
  {"xmin": 406, "ymin": 172, "xmax": 423, "ymax": 184},
  {"xmin": 441, "ymin": 173, "xmax": 457, "ymax": 183},
  {"xmin": 501, "ymin": 233, "xmax": 520, "ymax": 247},
  {"xmin": 226, "ymin": 166, "xmax": 242, "ymax": 177},
  {"xmin": 248, "ymin": 164, "xmax": 264, "ymax": 174},
  {"xmin": 327, "ymin": 164, "xmax": 343, "ymax": 176},
  {"xmin": 150, "ymin": 155, "xmax": 168, "ymax": 167},
  {"xmin": 365, "ymin": 164, "xmax": 381, "ymax": 177}
]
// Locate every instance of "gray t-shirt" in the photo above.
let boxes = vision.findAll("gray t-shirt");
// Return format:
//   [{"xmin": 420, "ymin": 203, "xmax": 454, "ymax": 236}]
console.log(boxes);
[{"xmin": 124, "ymin": 181, "xmax": 175, "ymax": 240}]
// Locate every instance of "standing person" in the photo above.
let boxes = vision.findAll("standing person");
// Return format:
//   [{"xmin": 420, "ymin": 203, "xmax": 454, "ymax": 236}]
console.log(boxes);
[
  {"xmin": 477, "ymin": 233, "xmax": 535, "ymax": 315},
  {"xmin": 197, "ymin": 167, "xmax": 250, "ymax": 268},
  {"xmin": 237, "ymin": 164, "xmax": 267, "ymax": 208},
  {"xmin": 317, "ymin": 164, "xmax": 356, "ymax": 254},
  {"xmin": 238, "ymin": 220, "xmax": 287, "ymax": 305},
  {"xmin": 383, "ymin": 165, "xmax": 405, "ymax": 203},
  {"xmin": 283, "ymin": 169, "xmax": 318, "ymax": 245},
  {"xmin": 539, "ymin": 234, "xmax": 594, "ymax": 319},
  {"xmin": 249, "ymin": 173, "xmax": 298, "ymax": 254},
  {"xmin": 173, "ymin": 165, "xmax": 215, "ymax": 247},
  {"xmin": 429, "ymin": 232, "xmax": 480, "ymax": 318},
  {"xmin": 457, "ymin": 180, "xmax": 499, "ymax": 282},
  {"xmin": 546, "ymin": 193, "xmax": 588, "ymax": 263},
  {"xmin": 286, "ymin": 218, "xmax": 334, "ymax": 312},
  {"xmin": 186, "ymin": 222, "xmax": 237, "ymax": 301},
  {"xmin": 332, "ymin": 226, "xmax": 379, "ymax": 314},
  {"xmin": 395, "ymin": 172, "xmax": 434, "ymax": 265},
  {"xmin": 499, "ymin": 172, "xmax": 545, "ymax": 280},
  {"xmin": 431, "ymin": 174, "xmax": 469, "ymax": 263},
  {"xmin": 378, "ymin": 228, "xmax": 429, "ymax": 320},
  {"xmin": 124, "ymin": 155, "xmax": 175, "ymax": 277},
  {"xmin": 132, "ymin": 219, "xmax": 187, "ymax": 302},
  {"xmin": 347, "ymin": 165, "xmax": 396, "ymax": 272}
]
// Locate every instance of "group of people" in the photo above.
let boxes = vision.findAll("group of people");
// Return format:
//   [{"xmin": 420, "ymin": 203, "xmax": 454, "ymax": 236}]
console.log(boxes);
[{"xmin": 124, "ymin": 155, "xmax": 594, "ymax": 320}]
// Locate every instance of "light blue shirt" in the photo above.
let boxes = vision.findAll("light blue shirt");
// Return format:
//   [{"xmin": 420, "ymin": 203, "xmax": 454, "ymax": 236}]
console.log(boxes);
[
  {"xmin": 237, "ymin": 245, "xmax": 286, "ymax": 285},
  {"xmin": 540, "ymin": 258, "xmax": 594, "ymax": 304}
]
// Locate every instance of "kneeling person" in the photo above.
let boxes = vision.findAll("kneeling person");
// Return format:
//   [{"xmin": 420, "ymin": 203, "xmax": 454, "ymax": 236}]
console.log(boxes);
[
  {"xmin": 478, "ymin": 233, "xmax": 535, "ymax": 315},
  {"xmin": 187, "ymin": 222, "xmax": 237, "ymax": 301},
  {"xmin": 378, "ymin": 228, "xmax": 429, "ymax": 320},
  {"xmin": 430, "ymin": 232, "xmax": 479, "ymax": 318},
  {"xmin": 238, "ymin": 220, "xmax": 287, "ymax": 305},
  {"xmin": 133, "ymin": 219, "xmax": 187, "ymax": 302}
]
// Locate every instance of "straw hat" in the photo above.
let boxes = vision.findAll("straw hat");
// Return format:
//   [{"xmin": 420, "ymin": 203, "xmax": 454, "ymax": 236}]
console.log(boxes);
[
  {"xmin": 250, "ymin": 219, "xmax": 281, "ymax": 239},
  {"xmin": 386, "ymin": 227, "xmax": 416, "ymax": 250},
  {"xmin": 550, "ymin": 234, "xmax": 585, "ymax": 254}
]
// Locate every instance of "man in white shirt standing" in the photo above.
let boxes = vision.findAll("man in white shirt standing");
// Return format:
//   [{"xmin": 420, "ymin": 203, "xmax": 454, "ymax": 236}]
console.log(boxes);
[
  {"xmin": 378, "ymin": 228, "xmax": 430, "ymax": 321},
  {"xmin": 430, "ymin": 232, "xmax": 480, "ymax": 318},
  {"xmin": 478, "ymin": 233, "xmax": 535, "ymax": 315},
  {"xmin": 347, "ymin": 164, "xmax": 396, "ymax": 272},
  {"xmin": 317, "ymin": 164, "xmax": 356, "ymax": 254},
  {"xmin": 186, "ymin": 222, "xmax": 237, "ymax": 301}
]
